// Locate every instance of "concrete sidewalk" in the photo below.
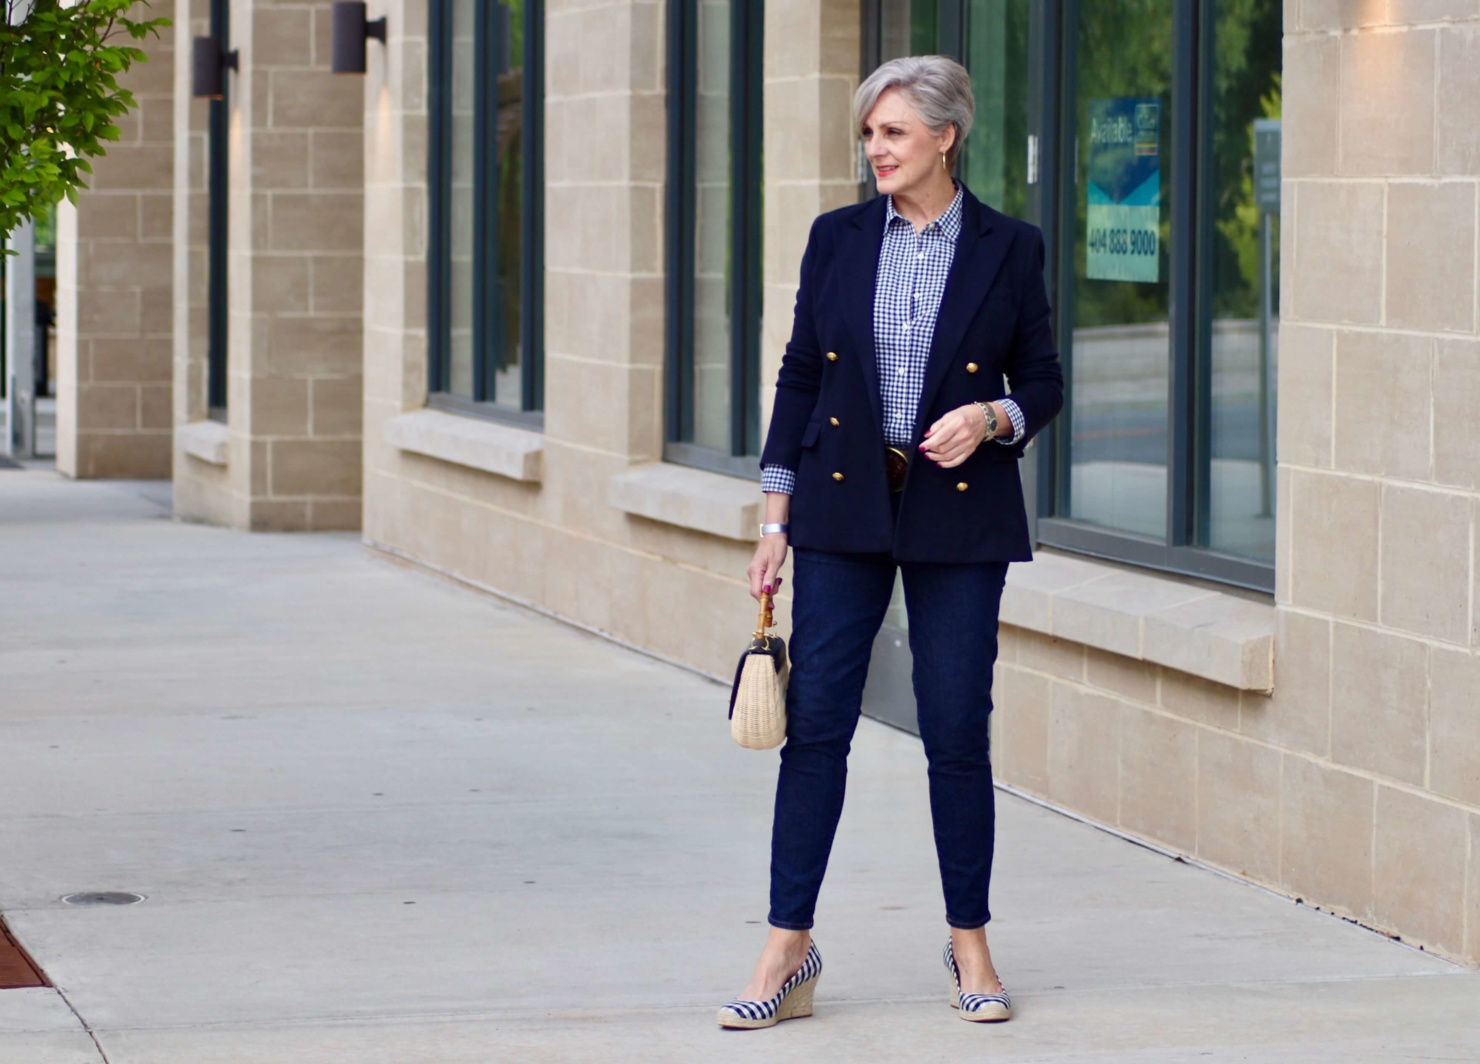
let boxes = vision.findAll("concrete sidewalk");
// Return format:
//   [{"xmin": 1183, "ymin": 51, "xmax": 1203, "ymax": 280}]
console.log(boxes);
[{"xmin": 0, "ymin": 470, "xmax": 1475, "ymax": 1064}]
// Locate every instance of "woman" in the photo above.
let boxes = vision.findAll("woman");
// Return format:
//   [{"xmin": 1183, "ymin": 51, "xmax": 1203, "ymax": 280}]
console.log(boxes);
[{"xmin": 717, "ymin": 56, "xmax": 1063, "ymax": 1030}]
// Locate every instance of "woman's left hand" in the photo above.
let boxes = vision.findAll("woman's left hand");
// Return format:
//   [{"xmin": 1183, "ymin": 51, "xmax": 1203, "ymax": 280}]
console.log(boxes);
[{"xmin": 919, "ymin": 403, "xmax": 997, "ymax": 469}]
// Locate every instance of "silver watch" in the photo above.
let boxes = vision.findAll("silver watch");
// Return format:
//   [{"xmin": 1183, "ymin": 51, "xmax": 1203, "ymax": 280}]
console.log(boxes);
[
  {"xmin": 974, "ymin": 401, "xmax": 999, "ymax": 438},
  {"xmin": 759, "ymin": 522, "xmax": 789, "ymax": 537}
]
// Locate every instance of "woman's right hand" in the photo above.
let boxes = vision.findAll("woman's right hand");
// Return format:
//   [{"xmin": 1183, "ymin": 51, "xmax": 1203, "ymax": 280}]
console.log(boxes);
[{"xmin": 748, "ymin": 535, "xmax": 789, "ymax": 602}]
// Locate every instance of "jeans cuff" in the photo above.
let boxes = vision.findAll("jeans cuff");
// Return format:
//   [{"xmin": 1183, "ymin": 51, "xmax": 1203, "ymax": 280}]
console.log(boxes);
[
  {"xmin": 768, "ymin": 916, "xmax": 814, "ymax": 931},
  {"xmin": 945, "ymin": 914, "xmax": 991, "ymax": 930}
]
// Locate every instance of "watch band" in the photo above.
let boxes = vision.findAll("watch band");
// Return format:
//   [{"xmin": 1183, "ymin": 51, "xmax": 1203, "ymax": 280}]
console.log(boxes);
[
  {"xmin": 759, "ymin": 522, "xmax": 789, "ymax": 537},
  {"xmin": 974, "ymin": 401, "xmax": 999, "ymax": 439}
]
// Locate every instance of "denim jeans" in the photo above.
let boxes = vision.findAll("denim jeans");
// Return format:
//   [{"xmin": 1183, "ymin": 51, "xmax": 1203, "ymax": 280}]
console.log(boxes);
[{"xmin": 768, "ymin": 548, "xmax": 1008, "ymax": 932}]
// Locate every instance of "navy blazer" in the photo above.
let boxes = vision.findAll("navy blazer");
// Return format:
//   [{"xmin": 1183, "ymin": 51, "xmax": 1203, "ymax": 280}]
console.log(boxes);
[{"xmin": 759, "ymin": 187, "xmax": 1064, "ymax": 563}]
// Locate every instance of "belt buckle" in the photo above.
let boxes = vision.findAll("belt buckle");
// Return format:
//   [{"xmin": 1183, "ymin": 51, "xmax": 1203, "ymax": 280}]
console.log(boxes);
[{"xmin": 884, "ymin": 447, "xmax": 909, "ymax": 494}]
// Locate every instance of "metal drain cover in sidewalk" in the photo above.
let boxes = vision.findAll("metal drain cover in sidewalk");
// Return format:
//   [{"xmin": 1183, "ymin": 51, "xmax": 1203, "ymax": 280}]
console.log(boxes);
[
  {"xmin": 0, "ymin": 918, "xmax": 48, "ymax": 989},
  {"xmin": 61, "ymin": 892, "xmax": 146, "ymax": 906}
]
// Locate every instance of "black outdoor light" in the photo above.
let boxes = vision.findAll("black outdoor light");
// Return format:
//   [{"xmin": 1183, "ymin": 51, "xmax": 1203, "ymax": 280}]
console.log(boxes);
[
  {"xmin": 331, "ymin": 2, "xmax": 388, "ymax": 74},
  {"xmin": 191, "ymin": 35, "xmax": 238, "ymax": 99}
]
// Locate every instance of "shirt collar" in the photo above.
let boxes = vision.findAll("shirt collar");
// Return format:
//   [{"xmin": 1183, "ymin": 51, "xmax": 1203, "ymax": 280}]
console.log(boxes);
[{"xmin": 884, "ymin": 182, "xmax": 964, "ymax": 240}]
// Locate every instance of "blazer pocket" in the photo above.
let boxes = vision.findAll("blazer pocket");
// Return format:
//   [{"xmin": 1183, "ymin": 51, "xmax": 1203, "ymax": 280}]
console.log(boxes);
[{"xmin": 800, "ymin": 419, "xmax": 822, "ymax": 449}]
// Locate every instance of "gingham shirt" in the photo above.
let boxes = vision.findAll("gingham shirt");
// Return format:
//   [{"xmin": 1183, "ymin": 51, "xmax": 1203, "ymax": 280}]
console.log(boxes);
[{"xmin": 762, "ymin": 187, "xmax": 1025, "ymax": 495}]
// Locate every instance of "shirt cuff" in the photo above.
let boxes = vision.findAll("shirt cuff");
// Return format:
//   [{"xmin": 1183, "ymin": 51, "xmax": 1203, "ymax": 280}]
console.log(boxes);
[
  {"xmin": 994, "ymin": 398, "xmax": 1027, "ymax": 446},
  {"xmin": 761, "ymin": 465, "xmax": 796, "ymax": 495}
]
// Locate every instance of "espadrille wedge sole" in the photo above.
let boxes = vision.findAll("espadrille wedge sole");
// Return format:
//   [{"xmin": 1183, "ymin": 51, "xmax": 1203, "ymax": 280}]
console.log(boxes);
[
  {"xmin": 943, "ymin": 941, "xmax": 1012, "ymax": 1022},
  {"xmin": 717, "ymin": 943, "xmax": 822, "ymax": 1030}
]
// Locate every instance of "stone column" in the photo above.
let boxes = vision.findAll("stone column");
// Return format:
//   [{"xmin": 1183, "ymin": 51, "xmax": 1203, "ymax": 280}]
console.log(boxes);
[
  {"xmin": 1277, "ymin": 3, "xmax": 1480, "ymax": 964},
  {"xmin": 55, "ymin": 15, "xmax": 175, "ymax": 479},
  {"xmin": 174, "ymin": 0, "xmax": 365, "ymax": 530}
]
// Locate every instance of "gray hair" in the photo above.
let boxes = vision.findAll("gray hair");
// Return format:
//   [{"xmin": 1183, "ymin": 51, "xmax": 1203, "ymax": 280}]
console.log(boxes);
[{"xmin": 853, "ymin": 55, "xmax": 975, "ymax": 167}]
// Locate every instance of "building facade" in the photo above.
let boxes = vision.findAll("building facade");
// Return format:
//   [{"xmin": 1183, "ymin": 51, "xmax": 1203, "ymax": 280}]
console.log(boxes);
[{"xmin": 44, "ymin": 0, "xmax": 1480, "ymax": 966}]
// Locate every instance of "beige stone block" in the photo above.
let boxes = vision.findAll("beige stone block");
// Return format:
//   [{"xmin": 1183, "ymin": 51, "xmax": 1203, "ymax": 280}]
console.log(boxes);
[
  {"xmin": 78, "ymin": 290, "xmax": 143, "ymax": 336},
  {"xmin": 1282, "ymin": 34, "xmax": 1340, "ymax": 178},
  {"xmin": 1433, "ymin": 339, "xmax": 1480, "ymax": 491},
  {"xmin": 267, "ymin": 315, "xmax": 362, "ymax": 376},
  {"xmin": 994, "ymin": 665, "xmax": 1050, "ymax": 796},
  {"xmin": 308, "ymin": 499, "xmax": 362, "ymax": 531},
  {"xmin": 310, "ymin": 375, "xmax": 364, "ymax": 437},
  {"xmin": 309, "ymin": 255, "xmax": 363, "ymax": 314},
  {"xmin": 769, "ymin": 79, "xmax": 825, "ymax": 184},
  {"xmin": 77, "ymin": 385, "xmax": 140, "ymax": 431},
  {"xmin": 269, "ymin": 192, "xmax": 364, "ymax": 253},
  {"xmin": 1143, "ymin": 595, "xmax": 1275, "ymax": 692},
  {"xmin": 765, "ymin": 0, "xmax": 820, "ymax": 80},
  {"xmin": 1386, "ymin": 182, "xmax": 1477, "ymax": 333},
  {"xmin": 248, "ymin": 377, "xmax": 311, "ymax": 436},
  {"xmin": 608, "ymin": 463, "xmax": 762, "ymax": 542},
  {"xmin": 1196, "ymin": 731, "xmax": 1281, "ymax": 884},
  {"xmin": 820, "ymin": 0, "xmax": 860, "ymax": 76},
  {"xmin": 1373, "ymin": 787, "xmax": 1468, "ymax": 955},
  {"xmin": 252, "ymin": 255, "xmax": 312, "ymax": 314},
  {"xmin": 1276, "ymin": 323, "xmax": 1334, "ymax": 469},
  {"xmin": 139, "ymin": 193, "xmax": 174, "ymax": 240},
  {"xmin": 270, "ymin": 70, "xmax": 364, "ymax": 130},
  {"xmin": 1430, "ymin": 647, "xmax": 1480, "ymax": 806},
  {"xmin": 251, "ymin": 132, "xmax": 311, "ymax": 189},
  {"xmin": 1046, "ymin": 684, "xmax": 1122, "ymax": 826},
  {"xmin": 1289, "ymin": 470, "xmax": 1381, "ymax": 620},
  {"xmin": 269, "ymin": 438, "xmax": 363, "ymax": 497},
  {"xmin": 1015, "ymin": 629, "xmax": 1086, "ymax": 682},
  {"xmin": 1052, "ymin": 574, "xmax": 1209, "ymax": 660},
  {"xmin": 1384, "ymin": 0, "xmax": 1480, "ymax": 23},
  {"xmin": 75, "ymin": 431, "xmax": 172, "ymax": 479},
  {"xmin": 253, "ymin": 6, "xmax": 314, "ymax": 68},
  {"xmin": 1332, "ymin": 330, "xmax": 1431, "ymax": 480},
  {"xmin": 1330, "ymin": 622, "xmax": 1428, "ymax": 786},
  {"xmin": 89, "ymin": 338, "xmax": 173, "ymax": 384},
  {"xmin": 310, "ymin": 131, "xmax": 366, "ymax": 190},
  {"xmin": 1379, "ymin": 485, "xmax": 1471, "ymax": 643},
  {"xmin": 1119, "ymin": 707, "xmax": 1197, "ymax": 852},
  {"xmin": 1469, "ymin": 813, "xmax": 1480, "ymax": 963},
  {"xmin": 76, "ymin": 194, "xmax": 140, "ymax": 241},
  {"xmin": 141, "ymin": 287, "xmax": 173, "ymax": 336},
  {"xmin": 1084, "ymin": 648, "xmax": 1158, "ymax": 705},
  {"xmin": 248, "ymin": 499, "xmax": 312, "ymax": 531},
  {"xmin": 82, "ymin": 241, "xmax": 173, "ymax": 289},
  {"xmin": 1438, "ymin": 26, "xmax": 1480, "ymax": 175},
  {"xmin": 87, "ymin": 144, "xmax": 173, "ymax": 192},
  {"xmin": 1339, "ymin": 29, "xmax": 1436, "ymax": 175},
  {"xmin": 139, "ymin": 384, "xmax": 172, "ymax": 430},
  {"xmin": 1275, "ymin": 464, "xmax": 1292, "ymax": 605},
  {"xmin": 1159, "ymin": 669, "xmax": 1241, "ymax": 730},
  {"xmin": 1243, "ymin": 610, "xmax": 1331, "ymax": 757},
  {"xmin": 1291, "ymin": 183, "xmax": 1384, "ymax": 325},
  {"xmin": 1280, "ymin": 754, "xmax": 1374, "ymax": 919}
]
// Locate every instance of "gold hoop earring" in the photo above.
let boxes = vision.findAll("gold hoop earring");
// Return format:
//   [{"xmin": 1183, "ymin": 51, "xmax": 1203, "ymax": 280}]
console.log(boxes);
[{"xmin": 941, "ymin": 151, "xmax": 948, "ymax": 171}]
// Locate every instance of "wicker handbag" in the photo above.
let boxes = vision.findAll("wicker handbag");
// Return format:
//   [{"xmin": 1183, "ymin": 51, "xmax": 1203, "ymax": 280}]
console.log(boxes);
[{"xmin": 728, "ymin": 590, "xmax": 790, "ymax": 749}]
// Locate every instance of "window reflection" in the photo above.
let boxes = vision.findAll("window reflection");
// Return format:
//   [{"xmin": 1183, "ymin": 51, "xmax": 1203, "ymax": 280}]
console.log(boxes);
[{"xmin": 692, "ymin": 0, "xmax": 732, "ymax": 453}]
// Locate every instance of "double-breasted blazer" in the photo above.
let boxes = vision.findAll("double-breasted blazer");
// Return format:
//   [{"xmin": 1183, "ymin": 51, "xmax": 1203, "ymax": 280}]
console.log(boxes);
[{"xmin": 759, "ymin": 186, "xmax": 1064, "ymax": 564}]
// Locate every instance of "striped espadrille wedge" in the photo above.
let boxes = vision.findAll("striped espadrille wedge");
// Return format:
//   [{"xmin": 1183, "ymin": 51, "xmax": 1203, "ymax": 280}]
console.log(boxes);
[
  {"xmin": 717, "ymin": 943, "xmax": 823, "ymax": 1030},
  {"xmin": 943, "ymin": 940, "xmax": 1011, "ymax": 1022}
]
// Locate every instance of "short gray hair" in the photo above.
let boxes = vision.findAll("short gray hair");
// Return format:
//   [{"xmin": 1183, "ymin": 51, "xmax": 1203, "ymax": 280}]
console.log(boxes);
[{"xmin": 853, "ymin": 55, "xmax": 975, "ymax": 167}]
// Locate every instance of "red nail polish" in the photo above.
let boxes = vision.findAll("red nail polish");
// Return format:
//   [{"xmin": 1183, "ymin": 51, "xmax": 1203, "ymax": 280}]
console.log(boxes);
[{"xmin": 763, "ymin": 584, "xmax": 772, "ymax": 594}]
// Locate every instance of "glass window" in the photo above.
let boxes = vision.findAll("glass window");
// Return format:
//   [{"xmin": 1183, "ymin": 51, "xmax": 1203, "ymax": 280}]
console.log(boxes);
[
  {"xmin": 1200, "ymin": 0, "xmax": 1282, "ymax": 562},
  {"xmin": 428, "ymin": 0, "xmax": 544, "ymax": 417},
  {"xmin": 666, "ymin": 0, "xmax": 764, "ymax": 475}
]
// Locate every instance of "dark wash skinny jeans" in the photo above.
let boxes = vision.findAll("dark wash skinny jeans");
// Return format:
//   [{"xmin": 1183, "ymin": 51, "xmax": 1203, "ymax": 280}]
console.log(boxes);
[{"xmin": 768, "ymin": 546, "xmax": 1009, "ymax": 931}]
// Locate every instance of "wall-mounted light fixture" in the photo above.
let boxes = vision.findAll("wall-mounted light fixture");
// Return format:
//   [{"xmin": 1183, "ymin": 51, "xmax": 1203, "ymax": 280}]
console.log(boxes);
[
  {"xmin": 331, "ymin": 2, "xmax": 388, "ymax": 74},
  {"xmin": 192, "ymin": 36, "xmax": 238, "ymax": 99}
]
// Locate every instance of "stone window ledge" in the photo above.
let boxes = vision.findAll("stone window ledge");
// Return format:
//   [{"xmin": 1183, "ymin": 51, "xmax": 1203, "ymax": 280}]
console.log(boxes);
[
  {"xmin": 1003, "ymin": 550, "xmax": 1274, "ymax": 692},
  {"xmin": 384, "ymin": 409, "xmax": 543, "ymax": 483},
  {"xmin": 608, "ymin": 463, "xmax": 762, "ymax": 542},
  {"xmin": 178, "ymin": 419, "xmax": 230, "ymax": 467}
]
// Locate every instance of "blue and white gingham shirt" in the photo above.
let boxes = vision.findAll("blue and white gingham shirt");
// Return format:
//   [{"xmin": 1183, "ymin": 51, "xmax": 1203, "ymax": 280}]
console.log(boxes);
[{"xmin": 762, "ymin": 187, "xmax": 1025, "ymax": 495}]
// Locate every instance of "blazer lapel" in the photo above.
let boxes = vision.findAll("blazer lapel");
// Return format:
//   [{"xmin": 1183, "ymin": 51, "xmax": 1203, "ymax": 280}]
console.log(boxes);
[
  {"xmin": 839, "ymin": 198, "xmax": 887, "ymax": 429},
  {"xmin": 913, "ymin": 191, "xmax": 1015, "ymax": 438}
]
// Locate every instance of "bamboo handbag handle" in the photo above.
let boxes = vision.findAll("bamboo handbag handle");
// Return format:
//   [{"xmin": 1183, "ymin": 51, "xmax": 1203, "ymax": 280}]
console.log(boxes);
[{"xmin": 754, "ymin": 590, "xmax": 775, "ymax": 640}]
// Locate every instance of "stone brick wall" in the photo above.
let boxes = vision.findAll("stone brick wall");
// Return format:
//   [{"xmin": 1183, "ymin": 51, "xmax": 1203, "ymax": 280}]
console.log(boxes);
[
  {"xmin": 174, "ymin": 0, "xmax": 365, "ymax": 529},
  {"xmin": 55, "ymin": 15, "xmax": 175, "ymax": 479}
]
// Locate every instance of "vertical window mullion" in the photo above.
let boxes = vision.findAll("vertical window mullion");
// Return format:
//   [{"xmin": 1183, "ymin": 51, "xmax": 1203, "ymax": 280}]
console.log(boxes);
[
  {"xmin": 427, "ymin": 0, "xmax": 450, "ymax": 395},
  {"xmin": 472, "ymin": 2, "xmax": 494, "ymax": 403},
  {"xmin": 207, "ymin": 0, "xmax": 230, "ymax": 413},
  {"xmin": 522, "ymin": 0, "xmax": 545, "ymax": 412},
  {"xmin": 1191, "ymin": 0, "xmax": 1217, "ymax": 547},
  {"xmin": 729, "ymin": 0, "xmax": 762, "ymax": 457},
  {"xmin": 666, "ymin": 0, "xmax": 697, "ymax": 447},
  {"xmin": 1166, "ymin": 0, "xmax": 1199, "ymax": 547}
]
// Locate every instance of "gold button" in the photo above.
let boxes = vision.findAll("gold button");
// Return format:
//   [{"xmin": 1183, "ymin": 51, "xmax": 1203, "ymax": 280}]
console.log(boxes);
[
  {"xmin": 832, "ymin": 472, "xmax": 845, "ymax": 482},
  {"xmin": 966, "ymin": 362, "xmax": 979, "ymax": 374},
  {"xmin": 826, "ymin": 351, "xmax": 839, "ymax": 362},
  {"xmin": 956, "ymin": 482, "xmax": 969, "ymax": 492},
  {"xmin": 829, "ymin": 417, "xmax": 840, "ymax": 427}
]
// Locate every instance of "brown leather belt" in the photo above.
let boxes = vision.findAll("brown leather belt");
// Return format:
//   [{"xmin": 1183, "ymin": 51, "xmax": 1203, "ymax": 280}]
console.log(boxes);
[{"xmin": 884, "ymin": 446, "xmax": 910, "ymax": 494}]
